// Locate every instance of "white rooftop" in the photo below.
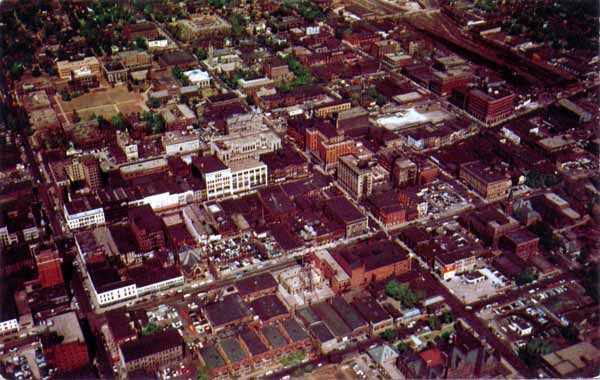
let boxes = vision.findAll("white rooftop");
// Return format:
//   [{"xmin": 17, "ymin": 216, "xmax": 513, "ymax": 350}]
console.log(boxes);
[{"xmin": 184, "ymin": 69, "xmax": 210, "ymax": 83}]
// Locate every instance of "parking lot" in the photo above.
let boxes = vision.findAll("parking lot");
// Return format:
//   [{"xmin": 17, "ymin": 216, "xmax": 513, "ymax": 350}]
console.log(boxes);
[{"xmin": 445, "ymin": 267, "xmax": 509, "ymax": 304}]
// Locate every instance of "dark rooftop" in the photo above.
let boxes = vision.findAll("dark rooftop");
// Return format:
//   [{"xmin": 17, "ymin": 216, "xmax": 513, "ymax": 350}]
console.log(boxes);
[
  {"xmin": 325, "ymin": 196, "xmax": 366, "ymax": 224},
  {"xmin": 311, "ymin": 301, "xmax": 351, "ymax": 337},
  {"xmin": 200, "ymin": 345, "xmax": 226, "ymax": 370},
  {"xmin": 240, "ymin": 330, "xmax": 268, "ymax": 356},
  {"xmin": 261, "ymin": 324, "xmax": 288, "ymax": 349},
  {"xmin": 203, "ymin": 294, "xmax": 251, "ymax": 327},
  {"xmin": 250, "ymin": 295, "xmax": 289, "ymax": 322},
  {"xmin": 310, "ymin": 321, "xmax": 335, "ymax": 343},
  {"xmin": 235, "ymin": 272, "xmax": 277, "ymax": 298},
  {"xmin": 120, "ymin": 329, "xmax": 182, "ymax": 363},
  {"xmin": 280, "ymin": 318, "xmax": 310, "ymax": 342},
  {"xmin": 329, "ymin": 296, "xmax": 367, "ymax": 331},
  {"xmin": 220, "ymin": 337, "xmax": 247, "ymax": 364},
  {"xmin": 352, "ymin": 296, "xmax": 391, "ymax": 324}
]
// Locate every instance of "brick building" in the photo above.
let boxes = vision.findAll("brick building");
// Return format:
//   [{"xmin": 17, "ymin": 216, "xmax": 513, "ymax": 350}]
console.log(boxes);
[
  {"xmin": 35, "ymin": 248, "xmax": 64, "ymax": 288},
  {"xmin": 501, "ymin": 228, "xmax": 539, "ymax": 261},
  {"xmin": 128, "ymin": 205, "xmax": 165, "ymax": 252},
  {"xmin": 459, "ymin": 161, "xmax": 512, "ymax": 202},
  {"xmin": 328, "ymin": 240, "xmax": 411, "ymax": 290},
  {"xmin": 120, "ymin": 329, "xmax": 184, "ymax": 372}
]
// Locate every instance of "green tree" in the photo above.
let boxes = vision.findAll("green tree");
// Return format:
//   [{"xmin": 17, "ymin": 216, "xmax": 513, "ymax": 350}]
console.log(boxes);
[
  {"xmin": 111, "ymin": 113, "xmax": 128, "ymax": 130},
  {"xmin": 197, "ymin": 366, "xmax": 211, "ymax": 380},
  {"xmin": 141, "ymin": 322, "xmax": 160, "ymax": 336},
  {"xmin": 429, "ymin": 315, "xmax": 440, "ymax": 330},
  {"xmin": 32, "ymin": 66, "xmax": 42, "ymax": 77},
  {"xmin": 516, "ymin": 267, "xmax": 538, "ymax": 286},
  {"xmin": 61, "ymin": 92, "xmax": 71, "ymax": 102},
  {"xmin": 135, "ymin": 37, "xmax": 148, "ymax": 50},
  {"xmin": 381, "ymin": 328, "xmax": 396, "ymax": 342},
  {"xmin": 195, "ymin": 47, "xmax": 207, "ymax": 61},
  {"xmin": 397, "ymin": 341, "xmax": 408, "ymax": 352},
  {"xmin": 518, "ymin": 339, "xmax": 553, "ymax": 368},
  {"xmin": 385, "ymin": 280, "xmax": 419, "ymax": 308},
  {"xmin": 147, "ymin": 97, "xmax": 161, "ymax": 109},
  {"xmin": 441, "ymin": 311, "xmax": 454, "ymax": 324},
  {"xmin": 10, "ymin": 62, "xmax": 24, "ymax": 80},
  {"xmin": 440, "ymin": 331, "xmax": 452, "ymax": 341}
]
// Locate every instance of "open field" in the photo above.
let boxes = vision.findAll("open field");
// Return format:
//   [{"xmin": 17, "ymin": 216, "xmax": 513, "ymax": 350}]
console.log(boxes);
[{"xmin": 55, "ymin": 85, "xmax": 143, "ymax": 123}]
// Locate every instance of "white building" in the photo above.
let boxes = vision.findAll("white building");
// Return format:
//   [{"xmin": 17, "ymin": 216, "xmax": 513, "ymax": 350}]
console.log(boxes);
[
  {"xmin": 162, "ymin": 130, "xmax": 201, "ymax": 156},
  {"xmin": 0, "ymin": 226, "xmax": 18, "ymax": 247},
  {"xmin": 229, "ymin": 158, "xmax": 268, "ymax": 194},
  {"xmin": 193, "ymin": 156, "xmax": 233, "ymax": 199},
  {"xmin": 182, "ymin": 204, "xmax": 210, "ymax": 245},
  {"xmin": 183, "ymin": 69, "xmax": 211, "ymax": 88},
  {"xmin": 0, "ymin": 318, "xmax": 19, "ymax": 335},
  {"xmin": 63, "ymin": 203, "xmax": 105, "ymax": 231},
  {"xmin": 94, "ymin": 281, "xmax": 138, "ymax": 307},
  {"xmin": 210, "ymin": 127, "xmax": 281, "ymax": 163}
]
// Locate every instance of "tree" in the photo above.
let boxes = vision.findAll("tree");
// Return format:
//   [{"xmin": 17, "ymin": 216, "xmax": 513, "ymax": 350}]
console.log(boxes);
[
  {"xmin": 135, "ymin": 37, "xmax": 148, "ymax": 50},
  {"xmin": 385, "ymin": 280, "xmax": 419, "ymax": 308},
  {"xmin": 147, "ymin": 97, "xmax": 161, "ymax": 109},
  {"xmin": 195, "ymin": 47, "xmax": 207, "ymax": 61},
  {"xmin": 230, "ymin": 13, "xmax": 246, "ymax": 38},
  {"xmin": 61, "ymin": 92, "xmax": 71, "ymax": 102},
  {"xmin": 72, "ymin": 110, "xmax": 81, "ymax": 123},
  {"xmin": 397, "ymin": 341, "xmax": 408, "ymax": 352},
  {"xmin": 141, "ymin": 322, "xmax": 160, "ymax": 336},
  {"xmin": 172, "ymin": 66, "xmax": 185, "ymax": 81},
  {"xmin": 381, "ymin": 328, "xmax": 396, "ymax": 342},
  {"xmin": 440, "ymin": 331, "xmax": 452, "ymax": 341},
  {"xmin": 111, "ymin": 113, "xmax": 129, "ymax": 130},
  {"xmin": 428, "ymin": 315, "xmax": 440, "ymax": 330},
  {"xmin": 518, "ymin": 339, "xmax": 553, "ymax": 368},
  {"xmin": 10, "ymin": 62, "xmax": 24, "ymax": 80},
  {"xmin": 441, "ymin": 311, "xmax": 454, "ymax": 324},
  {"xmin": 516, "ymin": 268, "xmax": 538, "ymax": 286},
  {"xmin": 32, "ymin": 66, "xmax": 42, "ymax": 77},
  {"xmin": 196, "ymin": 366, "xmax": 211, "ymax": 380},
  {"xmin": 560, "ymin": 325, "xmax": 578, "ymax": 342}
]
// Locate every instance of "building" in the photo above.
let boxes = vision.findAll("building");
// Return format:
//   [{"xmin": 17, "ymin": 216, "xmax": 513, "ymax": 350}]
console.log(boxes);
[
  {"xmin": 541, "ymin": 342, "xmax": 600, "ymax": 379},
  {"xmin": 433, "ymin": 248, "xmax": 477, "ymax": 280},
  {"xmin": 264, "ymin": 57, "xmax": 294, "ymax": 82},
  {"xmin": 128, "ymin": 205, "xmax": 165, "ymax": 252},
  {"xmin": 468, "ymin": 207, "xmax": 519, "ymax": 246},
  {"xmin": 371, "ymin": 40, "xmax": 399, "ymax": 59},
  {"xmin": 63, "ymin": 196, "xmax": 105, "ymax": 231},
  {"xmin": 35, "ymin": 248, "xmax": 64, "ymax": 288},
  {"xmin": 229, "ymin": 159, "xmax": 268, "ymax": 194},
  {"xmin": 56, "ymin": 57, "xmax": 100, "ymax": 80},
  {"xmin": 352, "ymin": 296, "xmax": 393, "ymax": 334},
  {"xmin": 183, "ymin": 69, "xmax": 211, "ymax": 88},
  {"xmin": 124, "ymin": 22, "xmax": 159, "ymax": 40},
  {"xmin": 429, "ymin": 70, "xmax": 471, "ymax": 97},
  {"xmin": 162, "ymin": 130, "xmax": 200, "ymax": 156},
  {"xmin": 0, "ymin": 283, "xmax": 19, "ymax": 334},
  {"xmin": 501, "ymin": 228, "xmax": 539, "ymax": 260},
  {"xmin": 446, "ymin": 324, "xmax": 501, "ymax": 378},
  {"xmin": 103, "ymin": 61, "xmax": 128, "ymax": 83},
  {"xmin": 192, "ymin": 155, "xmax": 232, "ymax": 199},
  {"xmin": 337, "ymin": 154, "xmax": 374, "ymax": 200},
  {"xmin": 116, "ymin": 130, "xmax": 139, "ymax": 161},
  {"xmin": 324, "ymin": 197, "xmax": 368, "ymax": 238},
  {"xmin": 459, "ymin": 161, "xmax": 512, "ymax": 201},
  {"xmin": 203, "ymin": 294, "xmax": 253, "ymax": 331},
  {"xmin": 65, "ymin": 156, "xmax": 102, "ymax": 190},
  {"xmin": 314, "ymin": 100, "xmax": 351, "ymax": 119},
  {"xmin": 175, "ymin": 14, "xmax": 231, "ymax": 41},
  {"xmin": 120, "ymin": 329, "xmax": 183, "ymax": 372},
  {"xmin": 466, "ymin": 89, "xmax": 515, "ymax": 125},
  {"xmin": 210, "ymin": 127, "xmax": 281, "ymax": 163},
  {"xmin": 326, "ymin": 240, "xmax": 411, "ymax": 291},
  {"xmin": 88, "ymin": 267, "xmax": 138, "ymax": 307},
  {"xmin": 306, "ymin": 124, "xmax": 355, "ymax": 170},
  {"xmin": 235, "ymin": 272, "xmax": 278, "ymax": 301},
  {"xmin": 43, "ymin": 312, "xmax": 89, "ymax": 373}
]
